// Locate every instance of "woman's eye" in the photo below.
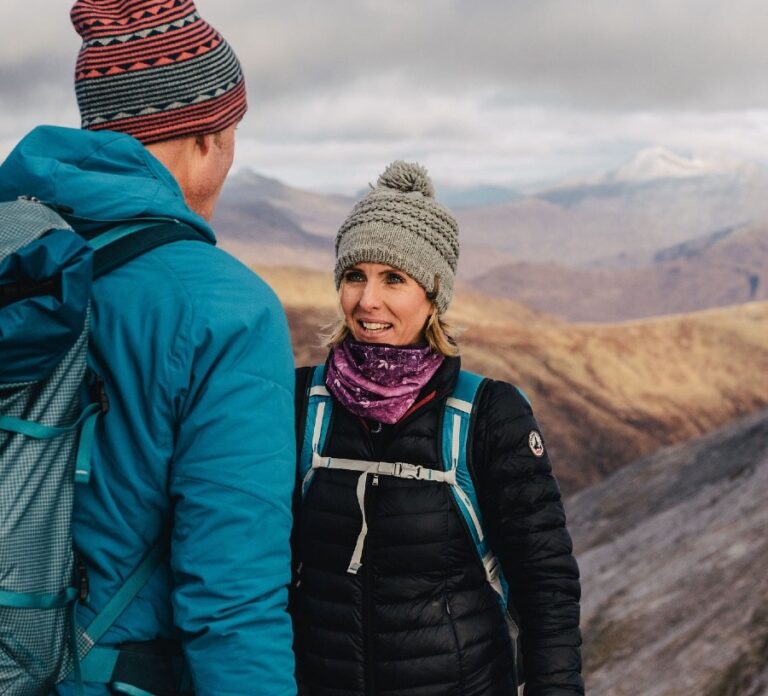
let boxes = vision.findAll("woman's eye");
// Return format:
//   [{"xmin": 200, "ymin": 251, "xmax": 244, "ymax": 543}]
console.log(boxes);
[
  {"xmin": 344, "ymin": 270, "xmax": 365, "ymax": 283},
  {"xmin": 386, "ymin": 273, "xmax": 405, "ymax": 284}
]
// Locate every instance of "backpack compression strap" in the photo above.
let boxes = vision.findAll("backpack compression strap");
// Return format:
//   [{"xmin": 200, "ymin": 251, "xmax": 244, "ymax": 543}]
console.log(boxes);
[{"xmin": 0, "ymin": 401, "xmax": 101, "ymax": 485}]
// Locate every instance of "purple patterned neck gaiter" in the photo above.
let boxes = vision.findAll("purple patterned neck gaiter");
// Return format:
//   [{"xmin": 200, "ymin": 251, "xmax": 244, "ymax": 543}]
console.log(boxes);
[{"xmin": 326, "ymin": 339, "xmax": 444, "ymax": 424}]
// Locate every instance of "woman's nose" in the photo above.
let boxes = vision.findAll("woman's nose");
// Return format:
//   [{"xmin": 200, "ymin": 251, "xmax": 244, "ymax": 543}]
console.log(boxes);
[{"xmin": 358, "ymin": 281, "xmax": 381, "ymax": 309}]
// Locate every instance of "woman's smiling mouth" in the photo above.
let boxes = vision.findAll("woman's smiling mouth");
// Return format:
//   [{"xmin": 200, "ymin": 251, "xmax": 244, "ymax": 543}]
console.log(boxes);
[{"xmin": 360, "ymin": 321, "xmax": 392, "ymax": 331}]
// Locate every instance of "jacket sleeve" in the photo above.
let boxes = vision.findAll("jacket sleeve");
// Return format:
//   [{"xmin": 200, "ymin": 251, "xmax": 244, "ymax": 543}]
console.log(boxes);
[
  {"xmin": 168, "ymin": 258, "xmax": 297, "ymax": 696},
  {"xmin": 473, "ymin": 380, "xmax": 583, "ymax": 696}
]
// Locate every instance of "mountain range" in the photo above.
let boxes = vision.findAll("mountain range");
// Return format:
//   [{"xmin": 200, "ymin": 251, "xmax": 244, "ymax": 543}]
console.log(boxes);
[
  {"xmin": 214, "ymin": 147, "xmax": 768, "ymax": 322},
  {"xmin": 457, "ymin": 147, "xmax": 768, "ymax": 269},
  {"xmin": 470, "ymin": 221, "xmax": 768, "ymax": 321},
  {"xmin": 212, "ymin": 169, "xmax": 351, "ymax": 268}
]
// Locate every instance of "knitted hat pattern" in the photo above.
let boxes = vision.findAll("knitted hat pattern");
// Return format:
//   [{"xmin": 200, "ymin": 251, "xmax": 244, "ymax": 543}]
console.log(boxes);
[
  {"xmin": 334, "ymin": 161, "xmax": 460, "ymax": 314},
  {"xmin": 71, "ymin": 0, "xmax": 247, "ymax": 144}
]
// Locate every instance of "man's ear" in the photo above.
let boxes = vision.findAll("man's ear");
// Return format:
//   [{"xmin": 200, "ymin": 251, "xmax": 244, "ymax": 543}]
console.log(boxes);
[{"xmin": 194, "ymin": 133, "xmax": 214, "ymax": 157}]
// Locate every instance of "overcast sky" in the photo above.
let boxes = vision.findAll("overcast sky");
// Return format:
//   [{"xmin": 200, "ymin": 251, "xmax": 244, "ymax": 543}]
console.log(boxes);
[{"xmin": 4, "ymin": 0, "xmax": 768, "ymax": 192}]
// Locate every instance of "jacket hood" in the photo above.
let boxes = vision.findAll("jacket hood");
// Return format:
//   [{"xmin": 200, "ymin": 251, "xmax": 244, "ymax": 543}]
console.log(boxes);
[{"xmin": 0, "ymin": 125, "xmax": 215, "ymax": 242}]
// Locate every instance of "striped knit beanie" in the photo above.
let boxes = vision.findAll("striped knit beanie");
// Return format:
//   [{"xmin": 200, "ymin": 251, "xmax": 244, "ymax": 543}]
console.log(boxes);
[
  {"xmin": 335, "ymin": 161, "xmax": 460, "ymax": 315},
  {"xmin": 71, "ymin": 0, "xmax": 247, "ymax": 145}
]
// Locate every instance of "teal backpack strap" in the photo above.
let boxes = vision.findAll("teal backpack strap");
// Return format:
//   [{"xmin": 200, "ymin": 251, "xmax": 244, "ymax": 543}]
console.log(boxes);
[
  {"xmin": 298, "ymin": 365, "xmax": 333, "ymax": 497},
  {"xmin": 442, "ymin": 370, "xmax": 509, "ymax": 605},
  {"xmin": 76, "ymin": 538, "xmax": 165, "ymax": 688},
  {"xmin": 87, "ymin": 219, "xmax": 210, "ymax": 279}
]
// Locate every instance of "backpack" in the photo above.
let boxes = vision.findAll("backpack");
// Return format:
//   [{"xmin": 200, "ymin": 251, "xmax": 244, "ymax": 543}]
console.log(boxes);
[
  {"xmin": 0, "ymin": 196, "xmax": 207, "ymax": 696},
  {"xmin": 297, "ymin": 364, "xmax": 524, "ymax": 684}
]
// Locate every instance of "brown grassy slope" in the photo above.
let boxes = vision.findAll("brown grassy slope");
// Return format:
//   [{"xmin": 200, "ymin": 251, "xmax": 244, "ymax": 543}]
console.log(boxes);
[{"xmin": 257, "ymin": 266, "xmax": 768, "ymax": 495}]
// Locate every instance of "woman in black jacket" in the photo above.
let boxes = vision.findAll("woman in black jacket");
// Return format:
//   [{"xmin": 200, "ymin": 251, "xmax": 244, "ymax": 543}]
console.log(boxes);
[{"xmin": 292, "ymin": 161, "xmax": 583, "ymax": 696}]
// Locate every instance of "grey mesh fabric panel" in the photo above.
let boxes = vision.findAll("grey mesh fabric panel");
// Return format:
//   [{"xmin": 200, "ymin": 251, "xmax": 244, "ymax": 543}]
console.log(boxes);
[
  {"xmin": 0, "ymin": 199, "xmax": 72, "ymax": 257},
  {"xmin": 0, "ymin": 199, "xmax": 86, "ymax": 694}
]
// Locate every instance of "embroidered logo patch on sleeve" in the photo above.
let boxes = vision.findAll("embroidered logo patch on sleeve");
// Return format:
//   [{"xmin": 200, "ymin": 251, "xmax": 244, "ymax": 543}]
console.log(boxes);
[{"xmin": 528, "ymin": 430, "xmax": 545, "ymax": 457}]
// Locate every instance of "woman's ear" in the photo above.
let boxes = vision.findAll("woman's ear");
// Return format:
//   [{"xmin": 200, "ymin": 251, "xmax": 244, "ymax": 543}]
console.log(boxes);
[{"xmin": 426, "ymin": 274, "xmax": 440, "ymax": 301}]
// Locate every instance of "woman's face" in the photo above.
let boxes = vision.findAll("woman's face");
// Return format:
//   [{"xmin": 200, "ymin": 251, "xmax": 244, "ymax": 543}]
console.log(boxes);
[{"xmin": 340, "ymin": 262, "xmax": 432, "ymax": 346}]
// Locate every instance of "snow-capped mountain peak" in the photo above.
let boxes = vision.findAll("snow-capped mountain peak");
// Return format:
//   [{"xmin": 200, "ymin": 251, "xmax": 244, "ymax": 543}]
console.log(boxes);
[{"xmin": 607, "ymin": 146, "xmax": 758, "ymax": 183}]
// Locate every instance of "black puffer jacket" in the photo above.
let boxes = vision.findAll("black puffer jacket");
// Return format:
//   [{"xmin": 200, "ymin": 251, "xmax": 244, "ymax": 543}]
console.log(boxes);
[{"xmin": 293, "ymin": 357, "xmax": 583, "ymax": 696}]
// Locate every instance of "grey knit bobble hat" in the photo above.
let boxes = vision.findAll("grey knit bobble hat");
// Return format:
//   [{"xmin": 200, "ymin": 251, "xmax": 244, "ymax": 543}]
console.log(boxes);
[{"xmin": 334, "ymin": 160, "xmax": 460, "ymax": 314}]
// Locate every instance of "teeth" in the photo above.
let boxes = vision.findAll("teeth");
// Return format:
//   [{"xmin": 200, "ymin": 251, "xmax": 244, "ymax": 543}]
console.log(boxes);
[{"xmin": 362, "ymin": 322, "xmax": 390, "ymax": 330}]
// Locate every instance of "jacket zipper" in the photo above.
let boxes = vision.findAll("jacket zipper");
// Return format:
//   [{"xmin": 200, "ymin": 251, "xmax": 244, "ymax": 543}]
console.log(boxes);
[
  {"xmin": 444, "ymin": 595, "xmax": 465, "ymax": 690},
  {"xmin": 363, "ymin": 474, "xmax": 378, "ymax": 696}
]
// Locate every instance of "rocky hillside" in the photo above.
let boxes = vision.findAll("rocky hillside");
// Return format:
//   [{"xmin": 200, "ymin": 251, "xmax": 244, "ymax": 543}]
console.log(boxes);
[
  {"xmin": 569, "ymin": 406, "xmax": 768, "ymax": 695},
  {"xmin": 258, "ymin": 266, "xmax": 768, "ymax": 495}
]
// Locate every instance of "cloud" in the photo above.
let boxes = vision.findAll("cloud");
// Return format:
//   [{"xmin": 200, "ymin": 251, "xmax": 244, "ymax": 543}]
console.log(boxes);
[
  {"xmin": 6, "ymin": 0, "xmax": 768, "ymax": 114},
  {"xmin": 199, "ymin": 0, "xmax": 768, "ymax": 110},
  {"xmin": 234, "ymin": 98, "xmax": 768, "ymax": 193},
  {"xmin": 0, "ymin": 56, "xmax": 77, "ymax": 111},
  {"xmin": 4, "ymin": 1, "xmax": 768, "ymax": 191}
]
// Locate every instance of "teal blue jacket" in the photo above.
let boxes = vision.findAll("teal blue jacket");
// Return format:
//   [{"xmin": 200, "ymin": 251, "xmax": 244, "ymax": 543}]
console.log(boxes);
[{"xmin": 0, "ymin": 126, "xmax": 297, "ymax": 696}]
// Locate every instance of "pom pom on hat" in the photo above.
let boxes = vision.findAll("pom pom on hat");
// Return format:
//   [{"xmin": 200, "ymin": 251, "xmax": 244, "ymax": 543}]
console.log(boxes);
[{"xmin": 377, "ymin": 160, "xmax": 435, "ymax": 198}]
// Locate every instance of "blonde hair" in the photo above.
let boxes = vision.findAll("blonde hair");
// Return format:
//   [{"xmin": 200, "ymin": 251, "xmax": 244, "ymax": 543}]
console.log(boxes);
[{"xmin": 322, "ymin": 304, "xmax": 459, "ymax": 357}]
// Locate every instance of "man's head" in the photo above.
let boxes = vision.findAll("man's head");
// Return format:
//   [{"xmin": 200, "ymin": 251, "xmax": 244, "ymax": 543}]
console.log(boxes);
[
  {"xmin": 71, "ymin": 0, "xmax": 246, "ymax": 219},
  {"xmin": 145, "ymin": 126, "xmax": 237, "ymax": 221}
]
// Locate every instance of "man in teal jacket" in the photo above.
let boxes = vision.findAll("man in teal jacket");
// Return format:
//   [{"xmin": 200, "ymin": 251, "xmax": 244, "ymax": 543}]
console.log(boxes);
[{"xmin": 0, "ymin": 1, "xmax": 296, "ymax": 694}]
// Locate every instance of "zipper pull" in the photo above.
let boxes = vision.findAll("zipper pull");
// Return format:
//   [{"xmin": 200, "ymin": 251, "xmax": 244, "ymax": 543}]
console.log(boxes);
[
  {"xmin": 372, "ymin": 474, "xmax": 379, "ymax": 487},
  {"xmin": 17, "ymin": 195, "xmax": 74, "ymax": 214}
]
